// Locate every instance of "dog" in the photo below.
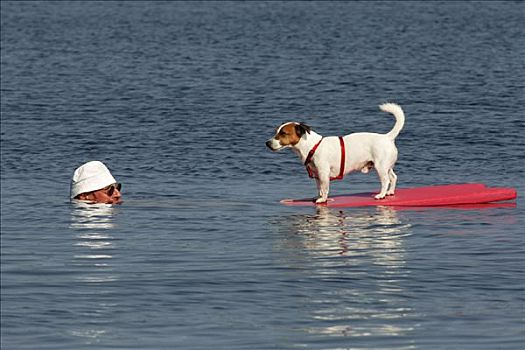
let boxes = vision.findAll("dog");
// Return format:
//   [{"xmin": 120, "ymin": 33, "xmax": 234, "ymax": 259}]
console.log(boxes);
[{"xmin": 266, "ymin": 103, "xmax": 405, "ymax": 203}]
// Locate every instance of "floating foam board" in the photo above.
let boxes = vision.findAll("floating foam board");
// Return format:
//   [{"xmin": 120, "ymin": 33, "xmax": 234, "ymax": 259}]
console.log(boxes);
[{"xmin": 280, "ymin": 183, "xmax": 517, "ymax": 208}]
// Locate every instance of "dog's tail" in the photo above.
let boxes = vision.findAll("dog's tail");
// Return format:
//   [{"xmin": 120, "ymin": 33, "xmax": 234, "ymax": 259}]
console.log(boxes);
[{"xmin": 380, "ymin": 103, "xmax": 405, "ymax": 140}]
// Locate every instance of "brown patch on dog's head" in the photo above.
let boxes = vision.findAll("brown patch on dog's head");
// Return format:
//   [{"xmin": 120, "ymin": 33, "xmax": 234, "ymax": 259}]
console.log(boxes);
[
  {"xmin": 275, "ymin": 122, "xmax": 305, "ymax": 147},
  {"xmin": 295, "ymin": 122, "xmax": 311, "ymax": 137},
  {"xmin": 266, "ymin": 122, "xmax": 312, "ymax": 151}
]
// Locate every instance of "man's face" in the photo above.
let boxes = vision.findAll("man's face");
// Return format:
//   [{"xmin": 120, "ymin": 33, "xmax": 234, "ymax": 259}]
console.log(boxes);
[{"xmin": 77, "ymin": 183, "xmax": 122, "ymax": 204}]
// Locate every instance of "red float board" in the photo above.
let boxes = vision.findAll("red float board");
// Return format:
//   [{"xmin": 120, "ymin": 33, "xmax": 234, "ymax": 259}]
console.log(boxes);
[{"xmin": 280, "ymin": 183, "xmax": 517, "ymax": 207}]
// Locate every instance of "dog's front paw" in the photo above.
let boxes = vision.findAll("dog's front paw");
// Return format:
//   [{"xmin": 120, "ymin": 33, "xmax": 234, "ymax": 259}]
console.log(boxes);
[
  {"xmin": 374, "ymin": 193, "xmax": 386, "ymax": 200},
  {"xmin": 315, "ymin": 197, "xmax": 328, "ymax": 204}
]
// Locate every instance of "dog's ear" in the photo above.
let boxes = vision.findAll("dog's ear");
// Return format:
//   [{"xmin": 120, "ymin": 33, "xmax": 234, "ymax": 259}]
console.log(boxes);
[{"xmin": 295, "ymin": 123, "xmax": 311, "ymax": 137}]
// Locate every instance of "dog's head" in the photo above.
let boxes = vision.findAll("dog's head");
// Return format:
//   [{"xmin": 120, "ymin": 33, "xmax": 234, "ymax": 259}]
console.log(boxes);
[{"xmin": 266, "ymin": 122, "xmax": 311, "ymax": 151}]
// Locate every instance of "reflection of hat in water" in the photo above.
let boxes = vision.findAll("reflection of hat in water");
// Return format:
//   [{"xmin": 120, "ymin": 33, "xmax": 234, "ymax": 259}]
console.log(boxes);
[{"xmin": 71, "ymin": 161, "xmax": 117, "ymax": 198}]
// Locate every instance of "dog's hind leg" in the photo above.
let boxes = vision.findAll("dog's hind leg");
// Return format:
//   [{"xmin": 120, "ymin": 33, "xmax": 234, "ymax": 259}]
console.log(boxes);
[
  {"xmin": 374, "ymin": 166, "xmax": 391, "ymax": 200},
  {"xmin": 387, "ymin": 168, "xmax": 397, "ymax": 196}
]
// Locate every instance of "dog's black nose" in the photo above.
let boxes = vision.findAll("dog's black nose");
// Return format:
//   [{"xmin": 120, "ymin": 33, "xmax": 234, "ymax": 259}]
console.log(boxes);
[{"xmin": 265, "ymin": 140, "xmax": 273, "ymax": 149}]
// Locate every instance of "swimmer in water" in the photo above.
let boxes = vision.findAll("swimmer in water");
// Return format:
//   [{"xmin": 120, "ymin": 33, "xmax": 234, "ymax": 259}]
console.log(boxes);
[{"xmin": 71, "ymin": 161, "xmax": 122, "ymax": 204}]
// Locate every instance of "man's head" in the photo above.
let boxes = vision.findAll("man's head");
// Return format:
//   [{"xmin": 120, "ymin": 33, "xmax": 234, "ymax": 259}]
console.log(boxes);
[{"xmin": 71, "ymin": 161, "xmax": 122, "ymax": 204}]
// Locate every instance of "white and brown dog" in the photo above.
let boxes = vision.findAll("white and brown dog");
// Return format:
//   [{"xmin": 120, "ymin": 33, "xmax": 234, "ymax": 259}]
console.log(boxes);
[{"xmin": 266, "ymin": 103, "xmax": 405, "ymax": 203}]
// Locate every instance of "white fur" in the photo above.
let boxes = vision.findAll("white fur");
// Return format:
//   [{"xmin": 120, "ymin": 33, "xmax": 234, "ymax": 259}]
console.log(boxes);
[{"xmin": 267, "ymin": 103, "xmax": 405, "ymax": 203}]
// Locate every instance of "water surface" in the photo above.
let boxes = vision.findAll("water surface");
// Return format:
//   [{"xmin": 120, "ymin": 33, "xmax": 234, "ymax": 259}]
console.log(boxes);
[{"xmin": 1, "ymin": 2, "xmax": 524, "ymax": 349}]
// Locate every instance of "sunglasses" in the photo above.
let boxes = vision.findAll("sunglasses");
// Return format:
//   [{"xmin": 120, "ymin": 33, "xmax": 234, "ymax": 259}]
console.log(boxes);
[{"xmin": 102, "ymin": 183, "xmax": 122, "ymax": 196}]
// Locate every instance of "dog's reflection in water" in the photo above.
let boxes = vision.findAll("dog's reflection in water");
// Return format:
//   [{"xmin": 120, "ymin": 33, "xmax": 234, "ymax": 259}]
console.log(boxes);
[
  {"xmin": 272, "ymin": 207, "xmax": 415, "ymax": 338},
  {"xmin": 273, "ymin": 206, "xmax": 411, "ymax": 260}
]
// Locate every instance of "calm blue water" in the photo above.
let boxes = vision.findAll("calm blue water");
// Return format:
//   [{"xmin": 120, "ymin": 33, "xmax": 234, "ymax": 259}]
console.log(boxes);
[{"xmin": 1, "ymin": 2, "xmax": 524, "ymax": 349}]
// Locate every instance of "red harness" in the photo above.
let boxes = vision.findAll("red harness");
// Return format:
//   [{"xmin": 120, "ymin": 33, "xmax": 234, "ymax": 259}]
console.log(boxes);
[{"xmin": 304, "ymin": 137, "xmax": 346, "ymax": 181}]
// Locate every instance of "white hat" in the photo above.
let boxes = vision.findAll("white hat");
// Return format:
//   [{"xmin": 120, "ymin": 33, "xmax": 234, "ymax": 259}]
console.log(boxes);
[{"xmin": 71, "ymin": 161, "xmax": 117, "ymax": 199}]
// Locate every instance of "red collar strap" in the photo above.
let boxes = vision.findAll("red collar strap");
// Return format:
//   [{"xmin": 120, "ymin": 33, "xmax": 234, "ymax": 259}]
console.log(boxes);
[{"xmin": 304, "ymin": 137, "xmax": 345, "ymax": 181}]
